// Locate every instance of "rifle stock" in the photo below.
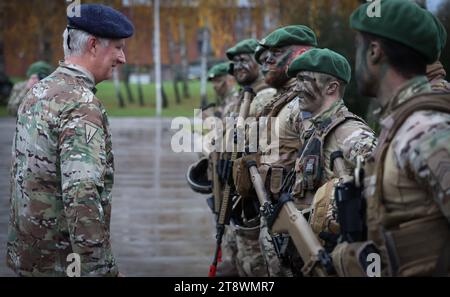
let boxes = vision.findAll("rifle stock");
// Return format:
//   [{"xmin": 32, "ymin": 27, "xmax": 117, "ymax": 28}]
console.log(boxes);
[{"xmin": 247, "ymin": 160, "xmax": 334, "ymax": 276}]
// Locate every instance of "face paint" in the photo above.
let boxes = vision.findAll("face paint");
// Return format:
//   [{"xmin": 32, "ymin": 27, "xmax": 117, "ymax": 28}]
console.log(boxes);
[
  {"xmin": 232, "ymin": 53, "xmax": 259, "ymax": 85},
  {"xmin": 262, "ymin": 47, "xmax": 291, "ymax": 88},
  {"xmin": 295, "ymin": 71, "xmax": 325, "ymax": 113},
  {"xmin": 211, "ymin": 76, "xmax": 228, "ymax": 98},
  {"xmin": 263, "ymin": 45, "xmax": 310, "ymax": 89}
]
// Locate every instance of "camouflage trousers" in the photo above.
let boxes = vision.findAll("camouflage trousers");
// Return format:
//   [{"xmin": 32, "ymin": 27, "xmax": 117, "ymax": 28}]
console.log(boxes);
[
  {"xmin": 218, "ymin": 222, "xmax": 268, "ymax": 277},
  {"xmin": 259, "ymin": 216, "xmax": 294, "ymax": 277},
  {"xmin": 233, "ymin": 220, "xmax": 269, "ymax": 277},
  {"xmin": 217, "ymin": 225, "xmax": 239, "ymax": 277}
]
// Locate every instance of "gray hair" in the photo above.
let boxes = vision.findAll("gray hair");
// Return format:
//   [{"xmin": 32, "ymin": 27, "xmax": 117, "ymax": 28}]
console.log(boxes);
[{"xmin": 62, "ymin": 28, "xmax": 110, "ymax": 58}]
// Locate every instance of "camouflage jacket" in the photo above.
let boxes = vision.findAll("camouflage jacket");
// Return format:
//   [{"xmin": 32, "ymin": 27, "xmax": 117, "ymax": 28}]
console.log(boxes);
[
  {"xmin": 332, "ymin": 76, "xmax": 450, "ymax": 277},
  {"xmin": 292, "ymin": 100, "xmax": 377, "ymax": 229},
  {"xmin": 259, "ymin": 78, "xmax": 306, "ymax": 169},
  {"xmin": 7, "ymin": 81, "xmax": 29, "ymax": 117},
  {"xmin": 375, "ymin": 76, "xmax": 450, "ymax": 222},
  {"xmin": 7, "ymin": 61, "xmax": 118, "ymax": 276}
]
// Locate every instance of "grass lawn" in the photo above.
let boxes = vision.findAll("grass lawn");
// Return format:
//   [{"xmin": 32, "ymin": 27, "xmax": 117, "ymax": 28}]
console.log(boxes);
[{"xmin": 0, "ymin": 79, "xmax": 216, "ymax": 118}]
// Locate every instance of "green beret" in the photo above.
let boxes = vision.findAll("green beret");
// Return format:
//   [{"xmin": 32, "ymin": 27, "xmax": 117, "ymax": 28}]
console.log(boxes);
[
  {"xmin": 207, "ymin": 62, "xmax": 230, "ymax": 80},
  {"xmin": 226, "ymin": 39, "xmax": 259, "ymax": 60},
  {"xmin": 26, "ymin": 61, "xmax": 52, "ymax": 79},
  {"xmin": 254, "ymin": 45, "xmax": 267, "ymax": 65},
  {"xmin": 287, "ymin": 48, "xmax": 351, "ymax": 83},
  {"xmin": 350, "ymin": 0, "xmax": 441, "ymax": 64},
  {"xmin": 258, "ymin": 25, "xmax": 318, "ymax": 49}
]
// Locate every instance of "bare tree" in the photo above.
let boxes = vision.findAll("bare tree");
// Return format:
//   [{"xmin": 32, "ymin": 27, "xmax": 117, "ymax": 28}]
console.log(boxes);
[{"xmin": 179, "ymin": 21, "xmax": 191, "ymax": 99}]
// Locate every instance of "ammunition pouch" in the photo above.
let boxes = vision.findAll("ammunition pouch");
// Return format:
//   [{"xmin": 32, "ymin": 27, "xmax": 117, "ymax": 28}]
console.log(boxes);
[
  {"xmin": 233, "ymin": 154, "xmax": 260, "ymax": 199},
  {"xmin": 256, "ymin": 164, "xmax": 286, "ymax": 200},
  {"xmin": 383, "ymin": 215, "xmax": 450, "ymax": 277},
  {"xmin": 310, "ymin": 179, "xmax": 339, "ymax": 237},
  {"xmin": 331, "ymin": 241, "xmax": 379, "ymax": 277}
]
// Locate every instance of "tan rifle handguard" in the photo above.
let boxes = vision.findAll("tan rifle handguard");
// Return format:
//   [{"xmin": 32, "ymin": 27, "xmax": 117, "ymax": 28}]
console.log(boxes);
[{"xmin": 247, "ymin": 162, "xmax": 331, "ymax": 276}]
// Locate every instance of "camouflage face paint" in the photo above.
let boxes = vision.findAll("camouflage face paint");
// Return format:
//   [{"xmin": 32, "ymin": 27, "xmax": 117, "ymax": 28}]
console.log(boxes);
[
  {"xmin": 295, "ymin": 71, "xmax": 324, "ymax": 113},
  {"xmin": 263, "ymin": 46, "xmax": 292, "ymax": 88},
  {"xmin": 232, "ymin": 53, "xmax": 259, "ymax": 86}
]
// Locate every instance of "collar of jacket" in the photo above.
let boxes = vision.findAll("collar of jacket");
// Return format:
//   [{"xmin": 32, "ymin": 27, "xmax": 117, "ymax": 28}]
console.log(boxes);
[
  {"xmin": 57, "ymin": 60, "xmax": 97, "ymax": 94},
  {"xmin": 310, "ymin": 99, "xmax": 347, "ymax": 130},
  {"xmin": 381, "ymin": 75, "xmax": 430, "ymax": 119}
]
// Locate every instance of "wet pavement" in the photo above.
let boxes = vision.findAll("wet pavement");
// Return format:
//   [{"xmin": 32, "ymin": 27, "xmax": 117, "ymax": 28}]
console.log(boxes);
[{"xmin": 0, "ymin": 117, "xmax": 215, "ymax": 277}]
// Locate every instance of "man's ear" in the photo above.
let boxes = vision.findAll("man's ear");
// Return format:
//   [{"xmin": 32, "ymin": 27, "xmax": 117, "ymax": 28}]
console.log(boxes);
[
  {"xmin": 86, "ymin": 36, "xmax": 98, "ymax": 55},
  {"xmin": 325, "ymin": 81, "xmax": 339, "ymax": 96},
  {"xmin": 367, "ymin": 40, "xmax": 383, "ymax": 66}
]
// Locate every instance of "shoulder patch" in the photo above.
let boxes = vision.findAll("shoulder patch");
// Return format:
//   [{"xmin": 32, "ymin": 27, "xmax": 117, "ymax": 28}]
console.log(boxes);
[{"xmin": 85, "ymin": 123, "xmax": 98, "ymax": 144}]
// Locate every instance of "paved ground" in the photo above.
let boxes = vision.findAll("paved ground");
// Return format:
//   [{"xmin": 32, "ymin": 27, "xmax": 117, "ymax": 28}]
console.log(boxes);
[{"xmin": 0, "ymin": 117, "xmax": 215, "ymax": 277}]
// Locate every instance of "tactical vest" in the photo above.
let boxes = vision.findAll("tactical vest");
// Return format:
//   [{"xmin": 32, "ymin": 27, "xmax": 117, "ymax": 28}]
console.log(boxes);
[
  {"xmin": 292, "ymin": 110, "xmax": 365, "ymax": 207},
  {"xmin": 258, "ymin": 87, "xmax": 299, "ymax": 199},
  {"xmin": 365, "ymin": 92, "xmax": 450, "ymax": 276}
]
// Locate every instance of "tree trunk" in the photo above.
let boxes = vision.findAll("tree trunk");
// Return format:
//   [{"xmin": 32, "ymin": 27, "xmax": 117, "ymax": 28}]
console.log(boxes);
[
  {"xmin": 166, "ymin": 22, "xmax": 181, "ymax": 104},
  {"xmin": 137, "ymin": 65, "xmax": 145, "ymax": 107},
  {"xmin": 153, "ymin": 0, "xmax": 163, "ymax": 115},
  {"xmin": 199, "ymin": 26, "xmax": 209, "ymax": 107},
  {"xmin": 162, "ymin": 83, "xmax": 168, "ymax": 108},
  {"xmin": 113, "ymin": 68, "xmax": 126, "ymax": 108},
  {"xmin": 123, "ymin": 65, "xmax": 135, "ymax": 104},
  {"xmin": 179, "ymin": 21, "xmax": 190, "ymax": 99},
  {"xmin": 0, "ymin": 0, "xmax": 12, "ymax": 106},
  {"xmin": 0, "ymin": 0, "xmax": 7, "ymax": 75}
]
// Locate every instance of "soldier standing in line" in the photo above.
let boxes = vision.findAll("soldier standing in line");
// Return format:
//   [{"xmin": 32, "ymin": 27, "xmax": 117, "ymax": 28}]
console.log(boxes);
[
  {"xmin": 219, "ymin": 38, "xmax": 275, "ymax": 277},
  {"xmin": 236, "ymin": 25, "xmax": 318, "ymax": 276},
  {"xmin": 7, "ymin": 61, "xmax": 53, "ymax": 117},
  {"xmin": 285, "ymin": 48, "xmax": 377, "ymax": 254},
  {"xmin": 331, "ymin": 0, "xmax": 450, "ymax": 277}
]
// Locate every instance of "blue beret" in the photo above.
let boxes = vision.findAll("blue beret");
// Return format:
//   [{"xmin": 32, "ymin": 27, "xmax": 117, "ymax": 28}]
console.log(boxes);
[{"xmin": 68, "ymin": 4, "xmax": 134, "ymax": 39}]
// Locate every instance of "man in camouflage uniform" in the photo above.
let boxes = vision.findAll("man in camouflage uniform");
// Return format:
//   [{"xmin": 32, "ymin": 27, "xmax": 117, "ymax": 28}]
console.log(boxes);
[
  {"xmin": 196, "ymin": 62, "xmax": 239, "ymax": 157},
  {"xmin": 204, "ymin": 62, "xmax": 239, "ymax": 120},
  {"xmin": 0, "ymin": 73, "xmax": 13, "ymax": 107},
  {"xmin": 7, "ymin": 4, "xmax": 134, "ymax": 277},
  {"xmin": 285, "ymin": 48, "xmax": 377, "ymax": 254},
  {"xmin": 7, "ymin": 61, "xmax": 53, "ymax": 117},
  {"xmin": 367, "ymin": 13, "xmax": 448, "ymax": 135},
  {"xmin": 218, "ymin": 38, "xmax": 275, "ymax": 277},
  {"xmin": 332, "ymin": 0, "xmax": 450, "ymax": 276},
  {"xmin": 236, "ymin": 25, "xmax": 318, "ymax": 276}
]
